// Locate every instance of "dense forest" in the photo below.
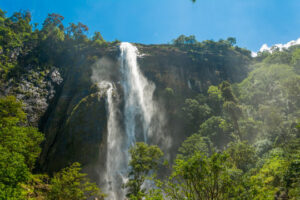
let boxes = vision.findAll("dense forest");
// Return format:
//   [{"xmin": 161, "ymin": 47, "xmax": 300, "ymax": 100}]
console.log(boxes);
[{"xmin": 0, "ymin": 8, "xmax": 299, "ymax": 200}]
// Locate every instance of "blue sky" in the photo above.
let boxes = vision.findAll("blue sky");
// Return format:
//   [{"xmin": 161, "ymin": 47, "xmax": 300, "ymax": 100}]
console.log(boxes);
[{"xmin": 1, "ymin": 0, "xmax": 300, "ymax": 51}]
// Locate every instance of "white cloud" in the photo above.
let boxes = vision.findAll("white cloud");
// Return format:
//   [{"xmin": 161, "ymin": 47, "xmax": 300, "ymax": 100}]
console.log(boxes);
[{"xmin": 251, "ymin": 37, "xmax": 300, "ymax": 57}]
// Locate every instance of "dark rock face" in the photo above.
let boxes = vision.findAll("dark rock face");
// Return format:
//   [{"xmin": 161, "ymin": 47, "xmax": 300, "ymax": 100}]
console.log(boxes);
[
  {"xmin": 36, "ymin": 52, "xmax": 121, "ymax": 184},
  {"xmin": 39, "ymin": 60, "xmax": 111, "ymax": 175},
  {"xmin": 42, "ymin": 93, "xmax": 107, "ymax": 178}
]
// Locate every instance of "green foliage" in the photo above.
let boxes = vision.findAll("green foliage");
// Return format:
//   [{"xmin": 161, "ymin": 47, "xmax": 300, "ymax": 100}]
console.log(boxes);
[
  {"xmin": 250, "ymin": 149, "xmax": 289, "ymax": 199},
  {"xmin": 163, "ymin": 152, "xmax": 239, "ymax": 200},
  {"xmin": 263, "ymin": 50, "xmax": 292, "ymax": 65},
  {"xmin": 218, "ymin": 81, "xmax": 243, "ymax": 139},
  {"xmin": 226, "ymin": 141, "xmax": 257, "ymax": 172},
  {"xmin": 0, "ymin": 96, "xmax": 44, "ymax": 199},
  {"xmin": 0, "ymin": 8, "xmax": 108, "ymax": 82},
  {"xmin": 177, "ymin": 134, "xmax": 213, "ymax": 159},
  {"xmin": 144, "ymin": 189, "xmax": 164, "ymax": 200},
  {"xmin": 0, "ymin": 96, "xmax": 44, "ymax": 169},
  {"xmin": 227, "ymin": 37, "xmax": 236, "ymax": 45},
  {"xmin": 238, "ymin": 63, "xmax": 300, "ymax": 107},
  {"xmin": 182, "ymin": 98, "xmax": 211, "ymax": 133},
  {"xmin": 0, "ymin": 10, "xmax": 33, "ymax": 79},
  {"xmin": 219, "ymin": 81, "xmax": 237, "ymax": 103},
  {"xmin": 0, "ymin": 95, "xmax": 26, "ymax": 124},
  {"xmin": 285, "ymin": 158, "xmax": 300, "ymax": 199},
  {"xmin": 172, "ymin": 35, "xmax": 251, "ymax": 83},
  {"xmin": 0, "ymin": 125, "xmax": 44, "ymax": 170},
  {"xmin": 0, "ymin": 96, "xmax": 103, "ymax": 200},
  {"xmin": 47, "ymin": 162, "xmax": 104, "ymax": 200},
  {"xmin": 125, "ymin": 142, "xmax": 164, "ymax": 200},
  {"xmin": 92, "ymin": 31, "xmax": 104, "ymax": 42},
  {"xmin": 0, "ymin": 145, "xmax": 29, "ymax": 200},
  {"xmin": 24, "ymin": 174, "xmax": 50, "ymax": 200},
  {"xmin": 169, "ymin": 46, "xmax": 300, "ymax": 199},
  {"xmin": 172, "ymin": 35, "xmax": 197, "ymax": 46},
  {"xmin": 207, "ymin": 85, "xmax": 223, "ymax": 114},
  {"xmin": 198, "ymin": 116, "xmax": 233, "ymax": 149},
  {"xmin": 291, "ymin": 47, "xmax": 300, "ymax": 73},
  {"xmin": 42, "ymin": 13, "xmax": 64, "ymax": 31}
]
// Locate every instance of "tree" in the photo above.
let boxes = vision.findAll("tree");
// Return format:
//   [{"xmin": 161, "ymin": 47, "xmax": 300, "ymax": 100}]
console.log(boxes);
[
  {"xmin": 8, "ymin": 11, "xmax": 32, "ymax": 34},
  {"xmin": 285, "ymin": 157, "xmax": 300, "ymax": 200},
  {"xmin": 172, "ymin": 35, "xmax": 197, "ymax": 46},
  {"xmin": 0, "ymin": 96, "xmax": 44, "ymax": 199},
  {"xmin": 182, "ymin": 98, "xmax": 211, "ymax": 133},
  {"xmin": 144, "ymin": 189, "xmax": 164, "ymax": 200},
  {"xmin": 291, "ymin": 48, "xmax": 300, "ymax": 73},
  {"xmin": 223, "ymin": 101, "xmax": 243, "ymax": 139},
  {"xmin": 92, "ymin": 31, "xmax": 104, "ymax": 41},
  {"xmin": 0, "ymin": 96, "xmax": 44, "ymax": 169},
  {"xmin": 198, "ymin": 116, "xmax": 233, "ymax": 150},
  {"xmin": 0, "ymin": 95, "xmax": 26, "ymax": 125},
  {"xmin": 177, "ymin": 134, "xmax": 213, "ymax": 159},
  {"xmin": 219, "ymin": 81, "xmax": 243, "ymax": 139},
  {"xmin": 250, "ymin": 149, "xmax": 289, "ymax": 200},
  {"xmin": 163, "ymin": 152, "xmax": 239, "ymax": 200},
  {"xmin": 66, "ymin": 22, "xmax": 89, "ymax": 40},
  {"xmin": 226, "ymin": 141, "xmax": 257, "ymax": 172},
  {"xmin": 125, "ymin": 142, "xmax": 164, "ymax": 200},
  {"xmin": 219, "ymin": 81, "xmax": 237, "ymax": 103},
  {"xmin": 207, "ymin": 85, "xmax": 223, "ymax": 115},
  {"xmin": 0, "ymin": 145, "xmax": 30, "ymax": 199},
  {"xmin": 227, "ymin": 37, "xmax": 236, "ymax": 46},
  {"xmin": 42, "ymin": 13, "xmax": 64, "ymax": 31},
  {"xmin": 47, "ymin": 162, "xmax": 105, "ymax": 200}
]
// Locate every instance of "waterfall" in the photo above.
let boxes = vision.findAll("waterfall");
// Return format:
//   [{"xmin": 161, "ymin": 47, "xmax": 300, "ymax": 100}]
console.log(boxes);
[
  {"xmin": 98, "ymin": 42, "xmax": 163, "ymax": 200},
  {"xmin": 120, "ymin": 42, "xmax": 156, "ymax": 145},
  {"xmin": 98, "ymin": 81, "xmax": 126, "ymax": 200}
]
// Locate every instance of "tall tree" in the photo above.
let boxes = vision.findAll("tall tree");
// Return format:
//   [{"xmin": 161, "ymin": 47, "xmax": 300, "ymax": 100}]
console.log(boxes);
[
  {"xmin": 162, "ymin": 152, "xmax": 239, "ymax": 200},
  {"xmin": 47, "ymin": 162, "xmax": 105, "ymax": 200},
  {"xmin": 0, "ymin": 96, "xmax": 44, "ymax": 199},
  {"xmin": 220, "ymin": 81, "xmax": 243, "ymax": 139},
  {"xmin": 125, "ymin": 142, "xmax": 164, "ymax": 200}
]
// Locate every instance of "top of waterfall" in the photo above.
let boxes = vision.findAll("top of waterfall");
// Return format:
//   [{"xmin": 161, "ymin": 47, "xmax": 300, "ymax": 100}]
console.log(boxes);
[
  {"xmin": 120, "ymin": 42, "xmax": 138, "ymax": 51},
  {"xmin": 120, "ymin": 42, "xmax": 146, "ymax": 58}
]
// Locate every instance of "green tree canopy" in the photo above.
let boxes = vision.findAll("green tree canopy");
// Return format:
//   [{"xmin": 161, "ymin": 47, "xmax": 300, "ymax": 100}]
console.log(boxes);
[
  {"xmin": 0, "ymin": 96, "xmax": 44, "ymax": 199},
  {"xmin": 125, "ymin": 142, "xmax": 164, "ymax": 200},
  {"xmin": 47, "ymin": 162, "xmax": 105, "ymax": 200}
]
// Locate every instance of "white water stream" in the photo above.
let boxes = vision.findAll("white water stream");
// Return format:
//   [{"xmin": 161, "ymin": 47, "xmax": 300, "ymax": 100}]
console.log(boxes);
[
  {"xmin": 101, "ymin": 42, "xmax": 157, "ymax": 200},
  {"xmin": 120, "ymin": 42, "xmax": 156, "ymax": 145},
  {"xmin": 98, "ymin": 81, "xmax": 125, "ymax": 200}
]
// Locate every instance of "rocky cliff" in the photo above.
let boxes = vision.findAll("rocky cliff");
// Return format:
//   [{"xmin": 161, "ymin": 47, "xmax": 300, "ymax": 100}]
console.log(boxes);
[{"xmin": 2, "ymin": 42, "xmax": 251, "ymax": 183}]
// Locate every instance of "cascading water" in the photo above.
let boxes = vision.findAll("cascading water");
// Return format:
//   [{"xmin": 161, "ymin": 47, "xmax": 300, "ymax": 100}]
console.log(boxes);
[
  {"xmin": 120, "ymin": 42, "xmax": 156, "ymax": 145},
  {"xmin": 98, "ymin": 81, "xmax": 126, "ymax": 200},
  {"xmin": 98, "ymin": 42, "xmax": 162, "ymax": 200}
]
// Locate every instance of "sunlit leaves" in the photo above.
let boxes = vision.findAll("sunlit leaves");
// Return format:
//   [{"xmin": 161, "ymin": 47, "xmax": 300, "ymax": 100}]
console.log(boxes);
[
  {"xmin": 125, "ymin": 142, "xmax": 164, "ymax": 200},
  {"xmin": 47, "ymin": 162, "xmax": 105, "ymax": 200}
]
